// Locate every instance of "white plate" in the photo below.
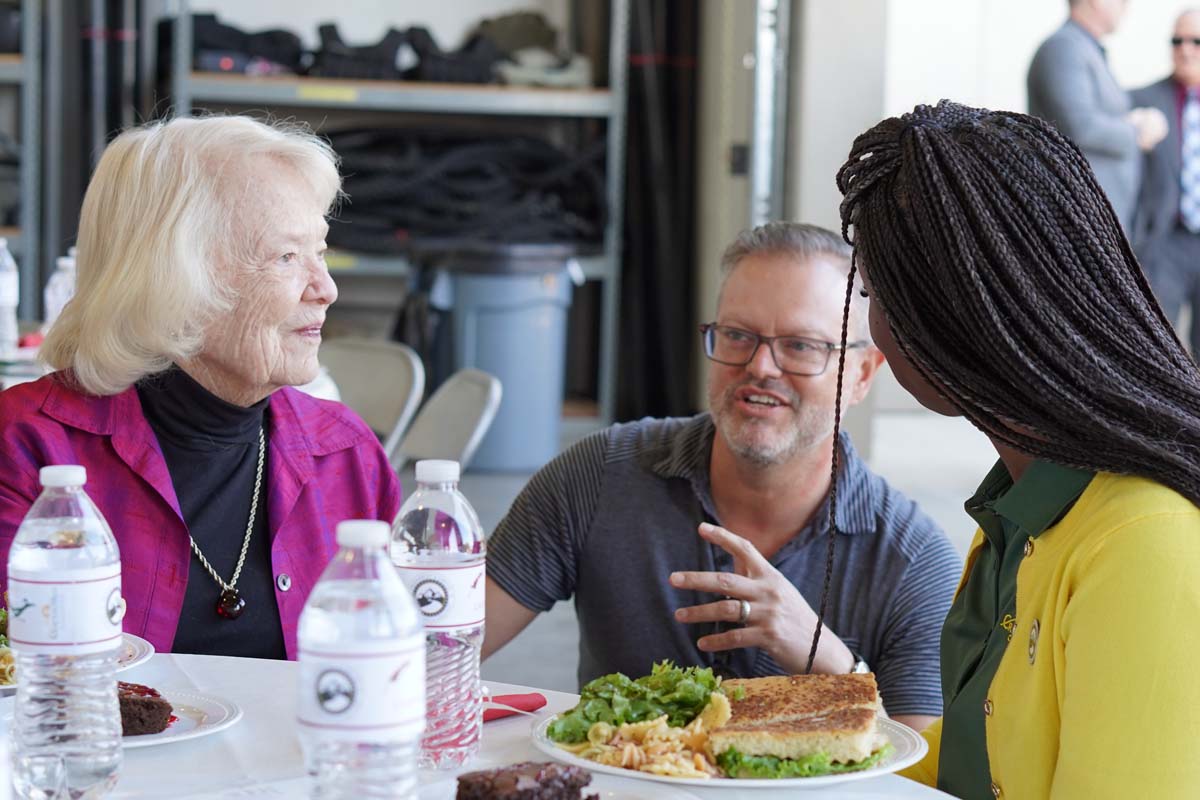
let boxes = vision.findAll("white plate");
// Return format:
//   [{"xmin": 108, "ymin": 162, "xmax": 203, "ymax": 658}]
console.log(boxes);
[
  {"xmin": 0, "ymin": 632, "xmax": 156, "ymax": 696},
  {"xmin": 117, "ymin": 633, "xmax": 155, "ymax": 673},
  {"xmin": 531, "ymin": 715, "xmax": 927, "ymax": 790},
  {"xmin": 123, "ymin": 690, "xmax": 242, "ymax": 749}
]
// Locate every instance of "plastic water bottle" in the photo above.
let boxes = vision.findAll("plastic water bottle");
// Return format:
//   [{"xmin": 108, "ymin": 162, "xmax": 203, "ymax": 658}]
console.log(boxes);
[
  {"xmin": 298, "ymin": 520, "xmax": 425, "ymax": 800},
  {"xmin": 1, "ymin": 719, "xmax": 13, "ymax": 800},
  {"xmin": 391, "ymin": 460, "xmax": 486, "ymax": 769},
  {"xmin": 8, "ymin": 466, "xmax": 124, "ymax": 800},
  {"xmin": 41, "ymin": 255, "xmax": 76, "ymax": 334},
  {"xmin": 0, "ymin": 237, "xmax": 18, "ymax": 357}
]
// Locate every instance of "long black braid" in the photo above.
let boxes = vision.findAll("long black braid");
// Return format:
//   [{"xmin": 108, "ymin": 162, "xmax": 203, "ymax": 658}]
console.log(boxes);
[
  {"xmin": 830, "ymin": 100, "xmax": 1200, "ymax": 506},
  {"xmin": 805, "ymin": 255, "xmax": 859, "ymax": 675}
]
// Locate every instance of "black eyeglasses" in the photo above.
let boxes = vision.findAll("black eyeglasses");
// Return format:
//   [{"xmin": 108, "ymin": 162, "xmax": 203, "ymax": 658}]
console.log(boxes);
[
  {"xmin": 699, "ymin": 323, "xmax": 869, "ymax": 377},
  {"xmin": 1172, "ymin": 36, "xmax": 1200, "ymax": 47}
]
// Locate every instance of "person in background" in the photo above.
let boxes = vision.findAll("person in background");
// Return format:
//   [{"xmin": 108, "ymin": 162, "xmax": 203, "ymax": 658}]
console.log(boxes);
[
  {"xmin": 0, "ymin": 116, "xmax": 399, "ymax": 659},
  {"xmin": 1132, "ymin": 9, "xmax": 1200, "ymax": 355},
  {"xmin": 482, "ymin": 222, "xmax": 962, "ymax": 732},
  {"xmin": 839, "ymin": 99, "xmax": 1200, "ymax": 800},
  {"xmin": 1028, "ymin": 0, "xmax": 1167, "ymax": 231}
]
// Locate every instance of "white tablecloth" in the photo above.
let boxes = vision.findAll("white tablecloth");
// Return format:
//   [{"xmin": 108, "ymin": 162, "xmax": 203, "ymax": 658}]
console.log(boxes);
[{"xmin": 2, "ymin": 653, "xmax": 958, "ymax": 799}]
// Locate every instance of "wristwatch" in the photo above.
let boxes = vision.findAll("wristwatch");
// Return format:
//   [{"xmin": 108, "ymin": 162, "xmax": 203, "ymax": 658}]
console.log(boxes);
[{"xmin": 849, "ymin": 652, "xmax": 871, "ymax": 674}]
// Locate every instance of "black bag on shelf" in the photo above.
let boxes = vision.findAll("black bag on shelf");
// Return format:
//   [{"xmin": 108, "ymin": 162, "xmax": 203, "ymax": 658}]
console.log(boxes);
[
  {"xmin": 309, "ymin": 24, "xmax": 410, "ymax": 81},
  {"xmin": 325, "ymin": 128, "xmax": 606, "ymax": 255},
  {"xmin": 192, "ymin": 14, "xmax": 306, "ymax": 73},
  {"xmin": 157, "ymin": 14, "xmax": 306, "ymax": 77},
  {"xmin": 404, "ymin": 26, "xmax": 502, "ymax": 84}
]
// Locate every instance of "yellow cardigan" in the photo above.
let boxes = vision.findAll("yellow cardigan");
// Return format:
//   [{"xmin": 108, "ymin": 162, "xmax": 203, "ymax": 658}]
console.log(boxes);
[{"xmin": 901, "ymin": 472, "xmax": 1200, "ymax": 799}]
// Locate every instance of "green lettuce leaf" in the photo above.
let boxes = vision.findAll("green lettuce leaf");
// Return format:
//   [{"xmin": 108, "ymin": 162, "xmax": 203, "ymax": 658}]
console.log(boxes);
[
  {"xmin": 715, "ymin": 743, "xmax": 895, "ymax": 779},
  {"xmin": 546, "ymin": 661, "xmax": 725, "ymax": 743}
]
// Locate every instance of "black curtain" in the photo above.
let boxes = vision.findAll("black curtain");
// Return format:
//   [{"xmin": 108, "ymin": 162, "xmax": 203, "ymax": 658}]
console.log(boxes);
[{"xmin": 616, "ymin": 0, "xmax": 699, "ymax": 420}]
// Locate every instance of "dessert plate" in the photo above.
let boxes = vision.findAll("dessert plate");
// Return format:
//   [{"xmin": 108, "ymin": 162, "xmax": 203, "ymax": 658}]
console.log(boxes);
[
  {"xmin": 416, "ymin": 771, "xmax": 702, "ymax": 800},
  {"xmin": 123, "ymin": 690, "xmax": 242, "ymax": 749}
]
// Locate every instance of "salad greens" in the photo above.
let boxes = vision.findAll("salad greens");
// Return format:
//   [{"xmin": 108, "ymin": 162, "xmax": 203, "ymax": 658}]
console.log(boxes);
[
  {"xmin": 546, "ymin": 661, "xmax": 730, "ymax": 743},
  {"xmin": 0, "ymin": 604, "xmax": 7, "ymax": 648},
  {"xmin": 715, "ymin": 743, "xmax": 895, "ymax": 779}
]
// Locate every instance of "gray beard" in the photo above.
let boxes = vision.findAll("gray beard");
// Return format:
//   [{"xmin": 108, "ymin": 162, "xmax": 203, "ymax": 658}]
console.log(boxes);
[{"xmin": 710, "ymin": 394, "xmax": 835, "ymax": 468}]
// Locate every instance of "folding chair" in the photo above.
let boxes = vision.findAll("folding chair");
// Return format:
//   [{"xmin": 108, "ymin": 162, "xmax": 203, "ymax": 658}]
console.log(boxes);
[
  {"xmin": 318, "ymin": 337, "xmax": 425, "ymax": 464},
  {"xmin": 394, "ymin": 368, "xmax": 502, "ymax": 471}
]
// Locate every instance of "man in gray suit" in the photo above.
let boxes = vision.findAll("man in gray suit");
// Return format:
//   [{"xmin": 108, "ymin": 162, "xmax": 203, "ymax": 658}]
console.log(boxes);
[
  {"xmin": 1028, "ymin": 0, "xmax": 1167, "ymax": 232},
  {"xmin": 1133, "ymin": 9, "xmax": 1200, "ymax": 355}
]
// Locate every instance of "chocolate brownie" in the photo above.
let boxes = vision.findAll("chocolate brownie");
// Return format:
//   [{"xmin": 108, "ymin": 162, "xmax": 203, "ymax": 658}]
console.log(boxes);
[
  {"xmin": 118, "ymin": 681, "xmax": 173, "ymax": 736},
  {"xmin": 456, "ymin": 762, "xmax": 592, "ymax": 800}
]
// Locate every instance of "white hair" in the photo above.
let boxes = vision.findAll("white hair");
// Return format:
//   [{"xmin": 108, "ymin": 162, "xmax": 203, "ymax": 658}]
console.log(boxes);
[{"xmin": 41, "ymin": 115, "xmax": 342, "ymax": 396}]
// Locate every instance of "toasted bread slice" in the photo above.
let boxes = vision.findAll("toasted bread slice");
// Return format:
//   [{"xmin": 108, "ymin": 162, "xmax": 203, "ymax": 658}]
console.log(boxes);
[
  {"xmin": 720, "ymin": 673, "xmax": 881, "ymax": 726},
  {"xmin": 709, "ymin": 706, "xmax": 887, "ymax": 763}
]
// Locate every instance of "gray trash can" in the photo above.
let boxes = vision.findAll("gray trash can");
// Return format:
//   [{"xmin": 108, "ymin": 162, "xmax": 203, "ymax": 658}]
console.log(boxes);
[{"xmin": 419, "ymin": 243, "xmax": 575, "ymax": 472}]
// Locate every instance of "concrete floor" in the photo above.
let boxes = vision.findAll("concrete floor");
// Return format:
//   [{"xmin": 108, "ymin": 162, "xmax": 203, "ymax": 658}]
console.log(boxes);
[{"xmin": 465, "ymin": 369, "xmax": 998, "ymax": 692}]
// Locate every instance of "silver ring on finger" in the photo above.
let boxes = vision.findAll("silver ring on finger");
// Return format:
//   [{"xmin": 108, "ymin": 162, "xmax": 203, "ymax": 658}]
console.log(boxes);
[{"xmin": 736, "ymin": 598, "xmax": 751, "ymax": 626}]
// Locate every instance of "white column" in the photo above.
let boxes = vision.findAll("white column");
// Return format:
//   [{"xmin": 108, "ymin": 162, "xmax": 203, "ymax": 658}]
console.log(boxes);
[{"xmin": 785, "ymin": 0, "xmax": 890, "ymax": 459}]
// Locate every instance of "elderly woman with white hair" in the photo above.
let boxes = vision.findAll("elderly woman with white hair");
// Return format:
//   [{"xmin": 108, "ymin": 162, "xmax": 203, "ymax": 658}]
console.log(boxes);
[{"xmin": 0, "ymin": 115, "xmax": 400, "ymax": 659}]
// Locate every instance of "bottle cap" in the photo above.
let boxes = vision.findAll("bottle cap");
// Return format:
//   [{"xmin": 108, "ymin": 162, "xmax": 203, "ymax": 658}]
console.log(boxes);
[
  {"xmin": 67, "ymin": 246, "xmax": 77, "ymax": 257},
  {"xmin": 336, "ymin": 520, "xmax": 389, "ymax": 549},
  {"xmin": 415, "ymin": 459, "xmax": 460, "ymax": 484},
  {"xmin": 39, "ymin": 465, "xmax": 86, "ymax": 487}
]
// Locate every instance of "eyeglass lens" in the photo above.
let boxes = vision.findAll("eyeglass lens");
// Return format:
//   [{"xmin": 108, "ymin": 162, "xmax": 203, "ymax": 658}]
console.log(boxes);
[{"xmin": 707, "ymin": 325, "xmax": 830, "ymax": 374}]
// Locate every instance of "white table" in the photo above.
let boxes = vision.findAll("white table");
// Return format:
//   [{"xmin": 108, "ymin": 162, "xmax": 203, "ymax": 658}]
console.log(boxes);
[{"xmin": 0, "ymin": 653, "xmax": 952, "ymax": 799}]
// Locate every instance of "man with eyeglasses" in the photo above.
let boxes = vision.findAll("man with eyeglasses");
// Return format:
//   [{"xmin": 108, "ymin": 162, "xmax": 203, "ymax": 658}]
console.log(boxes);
[
  {"xmin": 482, "ymin": 222, "xmax": 960, "ymax": 731},
  {"xmin": 1132, "ymin": 9, "xmax": 1200, "ymax": 356},
  {"xmin": 1028, "ymin": 0, "xmax": 1167, "ymax": 232}
]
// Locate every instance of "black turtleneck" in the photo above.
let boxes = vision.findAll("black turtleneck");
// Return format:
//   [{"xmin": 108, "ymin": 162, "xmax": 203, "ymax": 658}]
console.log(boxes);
[{"xmin": 137, "ymin": 367, "xmax": 286, "ymax": 659}]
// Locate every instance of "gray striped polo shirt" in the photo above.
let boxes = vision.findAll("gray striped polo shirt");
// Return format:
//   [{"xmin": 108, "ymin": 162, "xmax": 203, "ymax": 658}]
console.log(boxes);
[{"xmin": 487, "ymin": 413, "xmax": 962, "ymax": 716}]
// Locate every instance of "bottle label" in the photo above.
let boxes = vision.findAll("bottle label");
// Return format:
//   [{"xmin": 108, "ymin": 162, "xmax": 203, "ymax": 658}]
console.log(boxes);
[
  {"xmin": 297, "ymin": 636, "xmax": 426, "ymax": 743},
  {"xmin": 7, "ymin": 566, "xmax": 124, "ymax": 656},
  {"xmin": 0, "ymin": 271, "xmax": 16, "ymax": 306},
  {"xmin": 393, "ymin": 561, "xmax": 486, "ymax": 630}
]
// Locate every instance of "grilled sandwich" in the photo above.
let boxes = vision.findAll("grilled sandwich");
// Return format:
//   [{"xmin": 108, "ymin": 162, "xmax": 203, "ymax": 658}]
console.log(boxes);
[{"xmin": 707, "ymin": 673, "xmax": 892, "ymax": 778}]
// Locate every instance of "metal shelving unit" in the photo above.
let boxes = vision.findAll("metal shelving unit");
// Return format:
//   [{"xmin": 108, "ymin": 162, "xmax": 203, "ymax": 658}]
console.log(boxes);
[
  {"xmin": 168, "ymin": 0, "xmax": 628, "ymax": 428},
  {"xmin": 13, "ymin": 0, "xmax": 40, "ymax": 320}
]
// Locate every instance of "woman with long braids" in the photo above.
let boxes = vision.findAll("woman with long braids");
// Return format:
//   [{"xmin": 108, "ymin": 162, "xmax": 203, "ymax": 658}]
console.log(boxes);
[{"xmin": 835, "ymin": 100, "xmax": 1200, "ymax": 798}]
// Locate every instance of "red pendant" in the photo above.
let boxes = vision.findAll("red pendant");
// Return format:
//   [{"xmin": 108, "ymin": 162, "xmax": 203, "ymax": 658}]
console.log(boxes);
[{"xmin": 216, "ymin": 589, "xmax": 245, "ymax": 620}]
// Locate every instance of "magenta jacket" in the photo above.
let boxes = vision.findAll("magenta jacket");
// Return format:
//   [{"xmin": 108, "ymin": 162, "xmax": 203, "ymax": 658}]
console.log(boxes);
[{"xmin": 0, "ymin": 373, "xmax": 402, "ymax": 658}]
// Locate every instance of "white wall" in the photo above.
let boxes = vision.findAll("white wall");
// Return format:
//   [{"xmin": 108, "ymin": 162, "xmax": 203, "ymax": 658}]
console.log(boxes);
[
  {"xmin": 191, "ymin": 0, "xmax": 569, "ymax": 51},
  {"xmin": 884, "ymin": 0, "xmax": 1186, "ymax": 118}
]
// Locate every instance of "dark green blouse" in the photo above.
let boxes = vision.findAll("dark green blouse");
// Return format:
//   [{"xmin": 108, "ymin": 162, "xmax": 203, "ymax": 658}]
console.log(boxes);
[{"xmin": 936, "ymin": 460, "xmax": 1093, "ymax": 800}]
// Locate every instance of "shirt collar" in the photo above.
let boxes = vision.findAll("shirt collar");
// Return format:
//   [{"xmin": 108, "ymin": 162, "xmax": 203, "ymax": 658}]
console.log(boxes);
[
  {"xmin": 40, "ymin": 372, "xmax": 365, "ymax": 459},
  {"xmin": 965, "ymin": 457, "xmax": 1094, "ymax": 538},
  {"xmin": 646, "ymin": 413, "xmax": 878, "ymax": 536}
]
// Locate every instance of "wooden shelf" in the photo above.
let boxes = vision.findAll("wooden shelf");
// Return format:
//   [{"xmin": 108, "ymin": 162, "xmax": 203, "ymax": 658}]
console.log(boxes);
[
  {"xmin": 0, "ymin": 54, "xmax": 22, "ymax": 84},
  {"xmin": 186, "ymin": 72, "xmax": 614, "ymax": 118}
]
